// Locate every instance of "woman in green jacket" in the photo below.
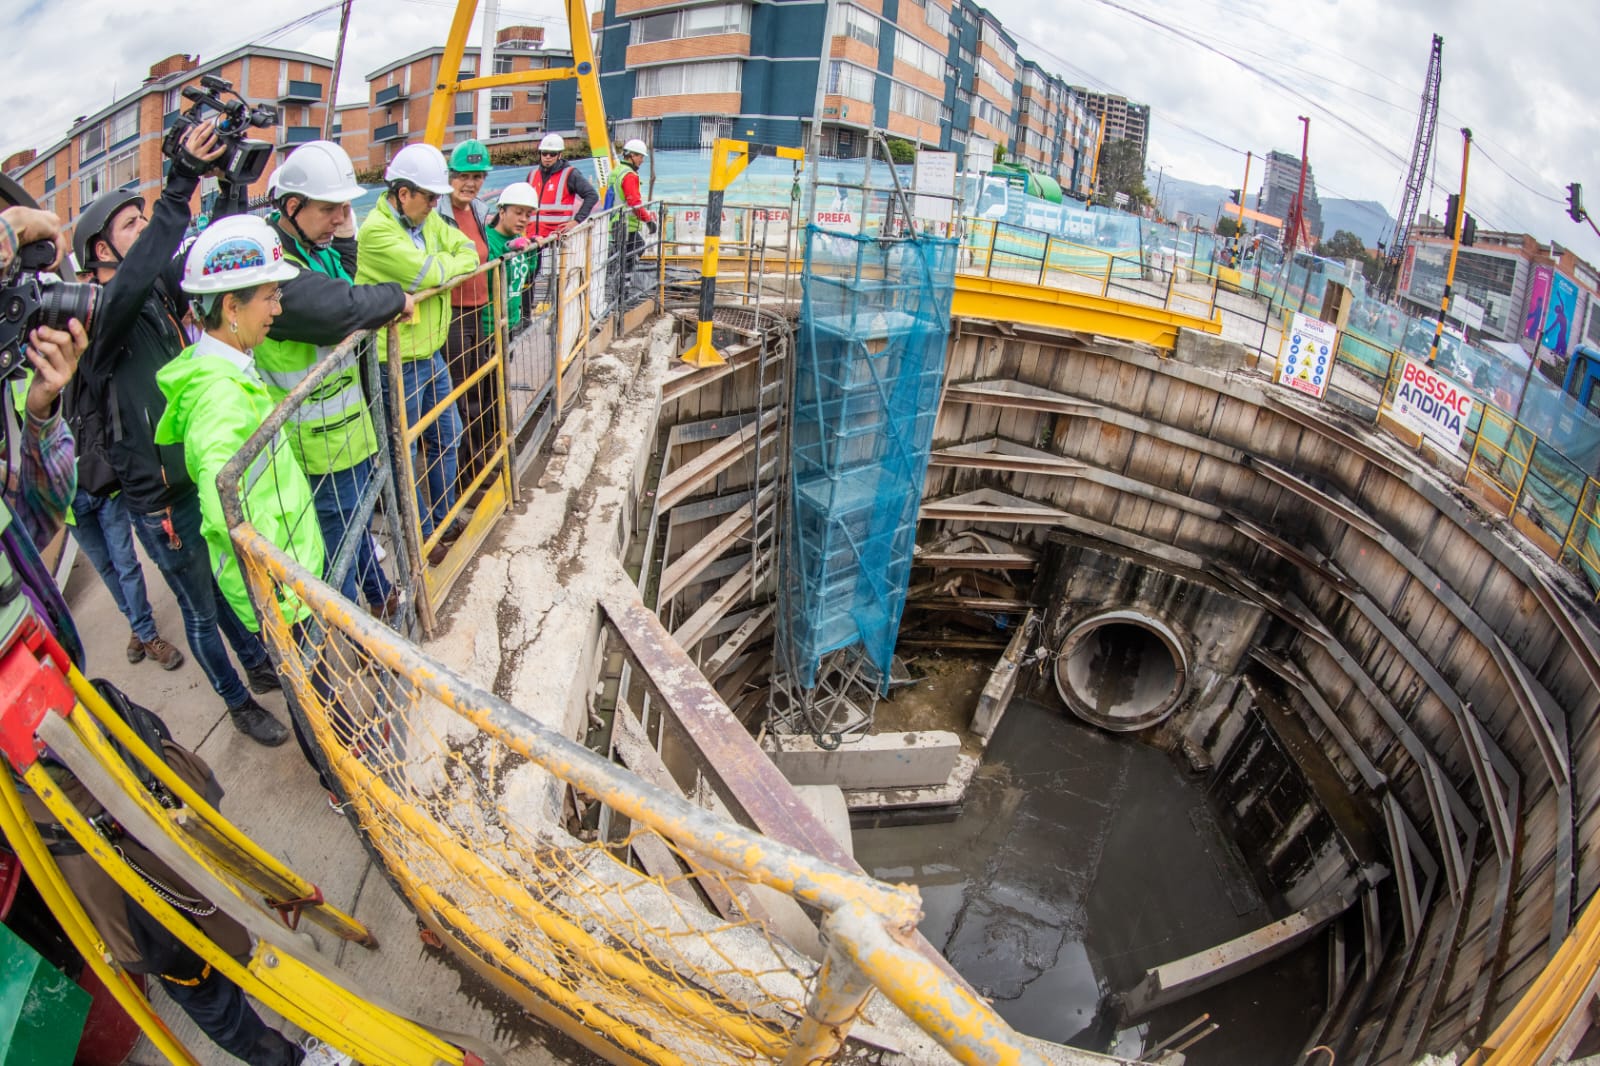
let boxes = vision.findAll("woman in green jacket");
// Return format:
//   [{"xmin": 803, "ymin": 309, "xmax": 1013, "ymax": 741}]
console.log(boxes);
[{"xmin": 154, "ymin": 214, "xmax": 354, "ymax": 798}]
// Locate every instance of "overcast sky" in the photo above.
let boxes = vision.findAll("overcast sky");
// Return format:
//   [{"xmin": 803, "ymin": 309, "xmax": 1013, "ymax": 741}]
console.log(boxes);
[{"xmin": 7, "ymin": 0, "xmax": 1598, "ymax": 265}]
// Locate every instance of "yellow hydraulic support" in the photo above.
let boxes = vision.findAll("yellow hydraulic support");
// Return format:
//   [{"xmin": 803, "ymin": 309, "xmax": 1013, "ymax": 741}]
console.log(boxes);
[
  {"xmin": 423, "ymin": 0, "xmax": 613, "ymax": 181},
  {"xmin": 951, "ymin": 272, "xmax": 1222, "ymax": 351},
  {"xmin": 681, "ymin": 138, "xmax": 805, "ymax": 368},
  {"xmin": 0, "ymin": 621, "xmax": 483, "ymax": 1066}
]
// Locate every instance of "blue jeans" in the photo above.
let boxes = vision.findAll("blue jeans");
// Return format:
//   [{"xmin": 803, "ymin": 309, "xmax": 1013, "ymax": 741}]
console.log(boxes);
[
  {"xmin": 160, "ymin": 965, "xmax": 296, "ymax": 1066},
  {"xmin": 130, "ymin": 491, "xmax": 268, "ymax": 709},
  {"xmin": 312, "ymin": 457, "xmax": 393, "ymax": 608},
  {"xmin": 70, "ymin": 488, "xmax": 157, "ymax": 643},
  {"xmin": 382, "ymin": 351, "xmax": 462, "ymax": 538}
]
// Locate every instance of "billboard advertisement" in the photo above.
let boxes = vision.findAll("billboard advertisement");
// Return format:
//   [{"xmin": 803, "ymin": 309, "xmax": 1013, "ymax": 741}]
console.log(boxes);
[
  {"xmin": 1390, "ymin": 357, "xmax": 1474, "ymax": 451},
  {"xmin": 1524, "ymin": 265, "xmax": 1552, "ymax": 341},
  {"xmin": 1543, "ymin": 272, "xmax": 1579, "ymax": 357}
]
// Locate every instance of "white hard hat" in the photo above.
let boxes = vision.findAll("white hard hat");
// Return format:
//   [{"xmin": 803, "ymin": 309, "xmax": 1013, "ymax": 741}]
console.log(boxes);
[
  {"xmin": 497, "ymin": 181, "xmax": 539, "ymax": 209},
  {"xmin": 539, "ymin": 133, "xmax": 565, "ymax": 153},
  {"xmin": 385, "ymin": 143, "xmax": 452, "ymax": 195},
  {"xmin": 181, "ymin": 215, "xmax": 298, "ymax": 296},
  {"xmin": 276, "ymin": 140, "xmax": 364, "ymax": 203},
  {"xmin": 622, "ymin": 138, "xmax": 649, "ymax": 158}
]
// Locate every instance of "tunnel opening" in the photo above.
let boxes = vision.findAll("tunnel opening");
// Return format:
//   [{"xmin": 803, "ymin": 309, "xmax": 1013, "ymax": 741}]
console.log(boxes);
[{"xmin": 1055, "ymin": 612, "xmax": 1189, "ymax": 732}]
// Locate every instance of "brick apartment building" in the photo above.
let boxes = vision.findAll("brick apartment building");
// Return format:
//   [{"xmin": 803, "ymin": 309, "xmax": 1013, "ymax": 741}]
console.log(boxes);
[
  {"xmin": 594, "ymin": 0, "xmax": 1112, "ymax": 194},
  {"xmin": 4, "ymin": 46, "xmax": 333, "ymax": 229},
  {"xmin": 360, "ymin": 26, "xmax": 579, "ymax": 171}
]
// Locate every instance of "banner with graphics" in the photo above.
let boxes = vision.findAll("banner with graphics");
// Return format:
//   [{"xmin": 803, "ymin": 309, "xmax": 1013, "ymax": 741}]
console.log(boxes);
[
  {"xmin": 1524, "ymin": 265, "xmax": 1552, "ymax": 341},
  {"xmin": 1390, "ymin": 356, "xmax": 1475, "ymax": 451},
  {"xmin": 1544, "ymin": 272, "xmax": 1579, "ymax": 357}
]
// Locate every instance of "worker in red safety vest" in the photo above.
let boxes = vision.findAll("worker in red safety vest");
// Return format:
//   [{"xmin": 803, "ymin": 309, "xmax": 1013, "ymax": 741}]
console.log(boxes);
[{"xmin": 526, "ymin": 133, "xmax": 598, "ymax": 242}]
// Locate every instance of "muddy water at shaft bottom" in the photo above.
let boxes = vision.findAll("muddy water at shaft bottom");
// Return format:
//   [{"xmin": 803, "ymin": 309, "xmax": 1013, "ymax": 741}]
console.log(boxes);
[{"xmin": 852, "ymin": 699, "xmax": 1326, "ymax": 1064}]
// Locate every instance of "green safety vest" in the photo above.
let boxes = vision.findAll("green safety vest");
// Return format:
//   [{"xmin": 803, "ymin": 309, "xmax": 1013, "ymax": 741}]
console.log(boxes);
[
  {"xmin": 484, "ymin": 226, "xmax": 533, "ymax": 334},
  {"xmin": 607, "ymin": 162, "xmax": 642, "ymax": 235},
  {"xmin": 253, "ymin": 230, "xmax": 380, "ymax": 476}
]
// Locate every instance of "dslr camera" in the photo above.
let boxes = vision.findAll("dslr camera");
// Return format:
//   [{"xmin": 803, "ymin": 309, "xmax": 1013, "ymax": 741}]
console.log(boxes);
[
  {"xmin": 161, "ymin": 75, "xmax": 279, "ymax": 187},
  {"xmin": 0, "ymin": 178, "xmax": 98, "ymax": 382}
]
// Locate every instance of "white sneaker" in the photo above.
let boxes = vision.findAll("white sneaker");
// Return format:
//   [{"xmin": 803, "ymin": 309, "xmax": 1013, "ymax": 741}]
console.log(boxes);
[{"xmin": 300, "ymin": 1036, "xmax": 354, "ymax": 1066}]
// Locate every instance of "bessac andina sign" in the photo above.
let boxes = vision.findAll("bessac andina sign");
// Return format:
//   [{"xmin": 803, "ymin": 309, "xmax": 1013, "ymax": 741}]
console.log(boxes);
[{"xmin": 1389, "ymin": 357, "xmax": 1474, "ymax": 451}]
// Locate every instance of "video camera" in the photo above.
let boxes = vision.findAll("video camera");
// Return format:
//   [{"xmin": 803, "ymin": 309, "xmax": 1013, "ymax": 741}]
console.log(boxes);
[
  {"xmin": 0, "ymin": 175, "xmax": 98, "ymax": 384},
  {"xmin": 161, "ymin": 75, "xmax": 278, "ymax": 188}
]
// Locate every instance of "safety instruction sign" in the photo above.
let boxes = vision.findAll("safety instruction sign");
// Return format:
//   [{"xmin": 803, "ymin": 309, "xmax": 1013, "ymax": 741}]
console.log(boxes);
[
  {"xmin": 1389, "ymin": 356, "xmax": 1474, "ymax": 451},
  {"xmin": 1277, "ymin": 313, "xmax": 1336, "ymax": 399}
]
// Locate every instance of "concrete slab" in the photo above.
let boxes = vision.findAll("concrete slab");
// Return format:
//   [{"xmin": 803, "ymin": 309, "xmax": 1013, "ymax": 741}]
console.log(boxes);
[
  {"xmin": 844, "ymin": 753, "xmax": 980, "ymax": 811},
  {"xmin": 764, "ymin": 730, "xmax": 963, "ymax": 790}
]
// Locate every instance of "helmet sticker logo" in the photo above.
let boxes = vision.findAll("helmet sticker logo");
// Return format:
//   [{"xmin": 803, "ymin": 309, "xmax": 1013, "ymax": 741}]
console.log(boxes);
[{"xmin": 203, "ymin": 238, "xmax": 269, "ymax": 275}]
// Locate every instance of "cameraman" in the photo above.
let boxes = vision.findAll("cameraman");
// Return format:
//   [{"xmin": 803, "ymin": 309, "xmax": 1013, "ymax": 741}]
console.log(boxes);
[{"xmin": 72, "ymin": 120, "xmax": 289, "ymax": 747}]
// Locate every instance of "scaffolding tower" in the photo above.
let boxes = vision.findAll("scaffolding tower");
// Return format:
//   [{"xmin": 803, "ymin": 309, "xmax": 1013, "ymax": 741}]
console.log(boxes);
[{"xmin": 769, "ymin": 147, "xmax": 957, "ymax": 740}]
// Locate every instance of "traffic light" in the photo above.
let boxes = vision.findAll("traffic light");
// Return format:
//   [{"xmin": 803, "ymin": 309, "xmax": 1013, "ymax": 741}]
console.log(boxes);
[
  {"xmin": 1569, "ymin": 182, "xmax": 1586, "ymax": 224},
  {"xmin": 1461, "ymin": 213, "xmax": 1477, "ymax": 246},
  {"xmin": 1444, "ymin": 193, "xmax": 1460, "ymax": 238},
  {"xmin": 1228, "ymin": 189, "xmax": 1241, "ymax": 205}
]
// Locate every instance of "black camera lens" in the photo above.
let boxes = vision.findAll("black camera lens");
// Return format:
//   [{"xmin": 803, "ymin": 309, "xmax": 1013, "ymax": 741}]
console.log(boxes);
[{"xmin": 37, "ymin": 281, "xmax": 98, "ymax": 336}]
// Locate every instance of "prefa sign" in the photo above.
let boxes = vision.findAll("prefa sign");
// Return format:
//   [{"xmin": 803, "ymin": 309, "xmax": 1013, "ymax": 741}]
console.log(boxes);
[
  {"xmin": 1390, "ymin": 357, "xmax": 1474, "ymax": 451},
  {"xmin": 673, "ymin": 207, "xmax": 730, "ymax": 243},
  {"xmin": 813, "ymin": 207, "xmax": 859, "ymax": 234}
]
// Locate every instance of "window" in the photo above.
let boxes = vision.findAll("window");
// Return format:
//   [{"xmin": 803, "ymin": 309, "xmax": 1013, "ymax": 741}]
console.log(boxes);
[
  {"xmin": 827, "ymin": 61, "xmax": 876, "ymax": 102},
  {"xmin": 1025, "ymin": 69, "xmax": 1046, "ymax": 94},
  {"xmin": 526, "ymin": 90, "xmax": 540, "ymax": 103},
  {"xmin": 80, "ymin": 123, "xmax": 105, "ymax": 159},
  {"xmin": 895, "ymin": 34, "xmax": 943, "ymax": 79},
  {"xmin": 109, "ymin": 106, "xmax": 138, "ymax": 145},
  {"xmin": 494, "ymin": 54, "xmax": 514, "ymax": 75},
  {"xmin": 491, "ymin": 93, "xmax": 512, "ymax": 112},
  {"xmin": 635, "ymin": 60, "xmax": 742, "ymax": 97},
  {"xmin": 107, "ymin": 148, "xmax": 139, "ymax": 189},
  {"xmin": 838, "ymin": 5, "xmax": 879, "ymax": 48},
  {"xmin": 889, "ymin": 82, "xmax": 941, "ymax": 124},
  {"xmin": 79, "ymin": 165, "xmax": 105, "ymax": 205},
  {"xmin": 491, "ymin": 126, "xmax": 511, "ymax": 138},
  {"xmin": 925, "ymin": 2, "xmax": 951, "ymax": 35},
  {"xmin": 44, "ymin": 156, "xmax": 56, "ymax": 182},
  {"xmin": 976, "ymin": 59, "xmax": 1013, "ymax": 102},
  {"xmin": 700, "ymin": 117, "xmax": 732, "ymax": 148},
  {"xmin": 458, "ymin": 57, "xmax": 477, "ymax": 77},
  {"xmin": 979, "ymin": 23, "xmax": 1015, "ymax": 70},
  {"xmin": 974, "ymin": 97, "xmax": 1013, "ymax": 137},
  {"xmin": 631, "ymin": 3, "xmax": 750, "ymax": 44}
]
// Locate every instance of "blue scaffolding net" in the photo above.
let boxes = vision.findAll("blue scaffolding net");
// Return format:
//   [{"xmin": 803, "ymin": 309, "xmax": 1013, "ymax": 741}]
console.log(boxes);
[{"xmin": 779, "ymin": 225, "xmax": 958, "ymax": 692}]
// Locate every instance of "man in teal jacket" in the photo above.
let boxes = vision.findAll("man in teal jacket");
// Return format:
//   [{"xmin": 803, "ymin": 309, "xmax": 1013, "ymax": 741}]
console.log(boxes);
[{"xmin": 355, "ymin": 143, "xmax": 479, "ymax": 561}]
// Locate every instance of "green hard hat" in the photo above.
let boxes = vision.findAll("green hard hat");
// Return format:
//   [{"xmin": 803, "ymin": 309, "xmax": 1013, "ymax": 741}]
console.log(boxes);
[{"xmin": 449, "ymin": 140, "xmax": 492, "ymax": 173}]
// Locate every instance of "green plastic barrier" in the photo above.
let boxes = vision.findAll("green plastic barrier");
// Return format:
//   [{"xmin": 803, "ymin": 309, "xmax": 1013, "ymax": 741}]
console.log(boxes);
[{"xmin": 0, "ymin": 922, "xmax": 89, "ymax": 1064}]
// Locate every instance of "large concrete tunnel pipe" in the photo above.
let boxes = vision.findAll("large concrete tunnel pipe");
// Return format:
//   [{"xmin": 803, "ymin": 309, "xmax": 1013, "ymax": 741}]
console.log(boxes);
[{"xmin": 1054, "ymin": 610, "xmax": 1190, "ymax": 732}]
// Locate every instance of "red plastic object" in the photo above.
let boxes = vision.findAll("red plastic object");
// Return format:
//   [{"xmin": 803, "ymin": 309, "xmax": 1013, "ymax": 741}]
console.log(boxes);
[
  {"xmin": 0, "ymin": 615, "xmax": 75, "ymax": 772},
  {"xmin": 72, "ymin": 968, "xmax": 145, "ymax": 1066}
]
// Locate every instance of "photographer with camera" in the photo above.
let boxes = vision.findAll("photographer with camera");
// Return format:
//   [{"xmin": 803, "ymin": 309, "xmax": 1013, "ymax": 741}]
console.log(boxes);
[
  {"xmin": 255, "ymin": 140, "xmax": 411, "ymax": 622},
  {"xmin": 0, "ymin": 202, "xmax": 91, "ymax": 553},
  {"xmin": 72, "ymin": 118, "xmax": 291, "ymax": 748}
]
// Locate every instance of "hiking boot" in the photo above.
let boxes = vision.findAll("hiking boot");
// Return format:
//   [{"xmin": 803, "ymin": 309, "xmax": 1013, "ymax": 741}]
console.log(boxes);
[
  {"xmin": 370, "ymin": 588, "xmax": 405, "ymax": 625},
  {"xmin": 439, "ymin": 516, "xmax": 467, "ymax": 546},
  {"xmin": 247, "ymin": 661, "xmax": 282, "ymax": 694},
  {"xmin": 142, "ymin": 637, "xmax": 184, "ymax": 671},
  {"xmin": 227, "ymin": 697, "xmax": 289, "ymax": 747},
  {"xmin": 127, "ymin": 632, "xmax": 146, "ymax": 664},
  {"xmin": 427, "ymin": 539, "xmax": 450, "ymax": 567}
]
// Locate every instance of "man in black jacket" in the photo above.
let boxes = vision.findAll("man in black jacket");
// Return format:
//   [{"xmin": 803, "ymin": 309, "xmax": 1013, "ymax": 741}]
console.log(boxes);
[{"xmin": 72, "ymin": 120, "xmax": 288, "ymax": 746}]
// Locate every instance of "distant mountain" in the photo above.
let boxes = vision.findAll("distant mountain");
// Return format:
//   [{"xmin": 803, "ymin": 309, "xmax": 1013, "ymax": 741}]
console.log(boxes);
[
  {"xmin": 1319, "ymin": 199, "xmax": 1393, "ymax": 250},
  {"xmin": 1148, "ymin": 171, "xmax": 1394, "ymax": 249}
]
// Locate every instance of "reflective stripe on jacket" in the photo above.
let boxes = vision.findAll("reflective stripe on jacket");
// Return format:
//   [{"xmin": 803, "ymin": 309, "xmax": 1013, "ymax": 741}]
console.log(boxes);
[
  {"xmin": 254, "ymin": 232, "xmax": 381, "ymax": 475},
  {"xmin": 531, "ymin": 164, "xmax": 581, "ymax": 239}
]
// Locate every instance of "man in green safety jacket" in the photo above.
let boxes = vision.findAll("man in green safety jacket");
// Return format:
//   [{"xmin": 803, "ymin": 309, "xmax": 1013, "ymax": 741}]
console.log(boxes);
[
  {"xmin": 255, "ymin": 140, "xmax": 411, "ymax": 619},
  {"xmin": 605, "ymin": 139, "xmax": 657, "ymax": 305},
  {"xmin": 355, "ymin": 144, "xmax": 479, "ymax": 556}
]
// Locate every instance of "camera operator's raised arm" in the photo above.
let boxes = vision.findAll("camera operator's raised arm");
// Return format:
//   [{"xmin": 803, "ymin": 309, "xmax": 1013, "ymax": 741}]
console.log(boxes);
[{"xmin": 0, "ymin": 206, "xmax": 66, "ymax": 274}]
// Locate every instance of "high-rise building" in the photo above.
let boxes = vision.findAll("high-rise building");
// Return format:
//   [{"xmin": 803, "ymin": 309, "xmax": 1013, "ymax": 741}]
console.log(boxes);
[
  {"xmin": 6, "ymin": 46, "xmax": 334, "ymax": 225},
  {"xmin": 364, "ymin": 27, "xmax": 578, "ymax": 169},
  {"xmin": 1067, "ymin": 87, "xmax": 1149, "ymax": 187},
  {"xmin": 1258, "ymin": 148, "xmax": 1324, "ymax": 243}
]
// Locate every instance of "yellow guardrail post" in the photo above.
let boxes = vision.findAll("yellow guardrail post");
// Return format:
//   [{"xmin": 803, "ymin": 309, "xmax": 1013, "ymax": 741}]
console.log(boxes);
[
  {"xmin": 985, "ymin": 220, "xmax": 1000, "ymax": 278},
  {"xmin": 1101, "ymin": 252, "xmax": 1113, "ymax": 297},
  {"xmin": 683, "ymin": 138, "xmax": 805, "ymax": 368},
  {"xmin": 780, "ymin": 908, "xmax": 878, "ymax": 1066}
]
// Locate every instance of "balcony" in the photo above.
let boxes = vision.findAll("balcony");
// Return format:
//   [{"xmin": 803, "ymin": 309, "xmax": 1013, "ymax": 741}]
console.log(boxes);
[
  {"xmin": 278, "ymin": 125, "xmax": 322, "ymax": 147},
  {"xmin": 375, "ymin": 84, "xmax": 408, "ymax": 106},
  {"xmin": 372, "ymin": 122, "xmax": 404, "ymax": 142},
  {"xmin": 280, "ymin": 79, "xmax": 324, "ymax": 103}
]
